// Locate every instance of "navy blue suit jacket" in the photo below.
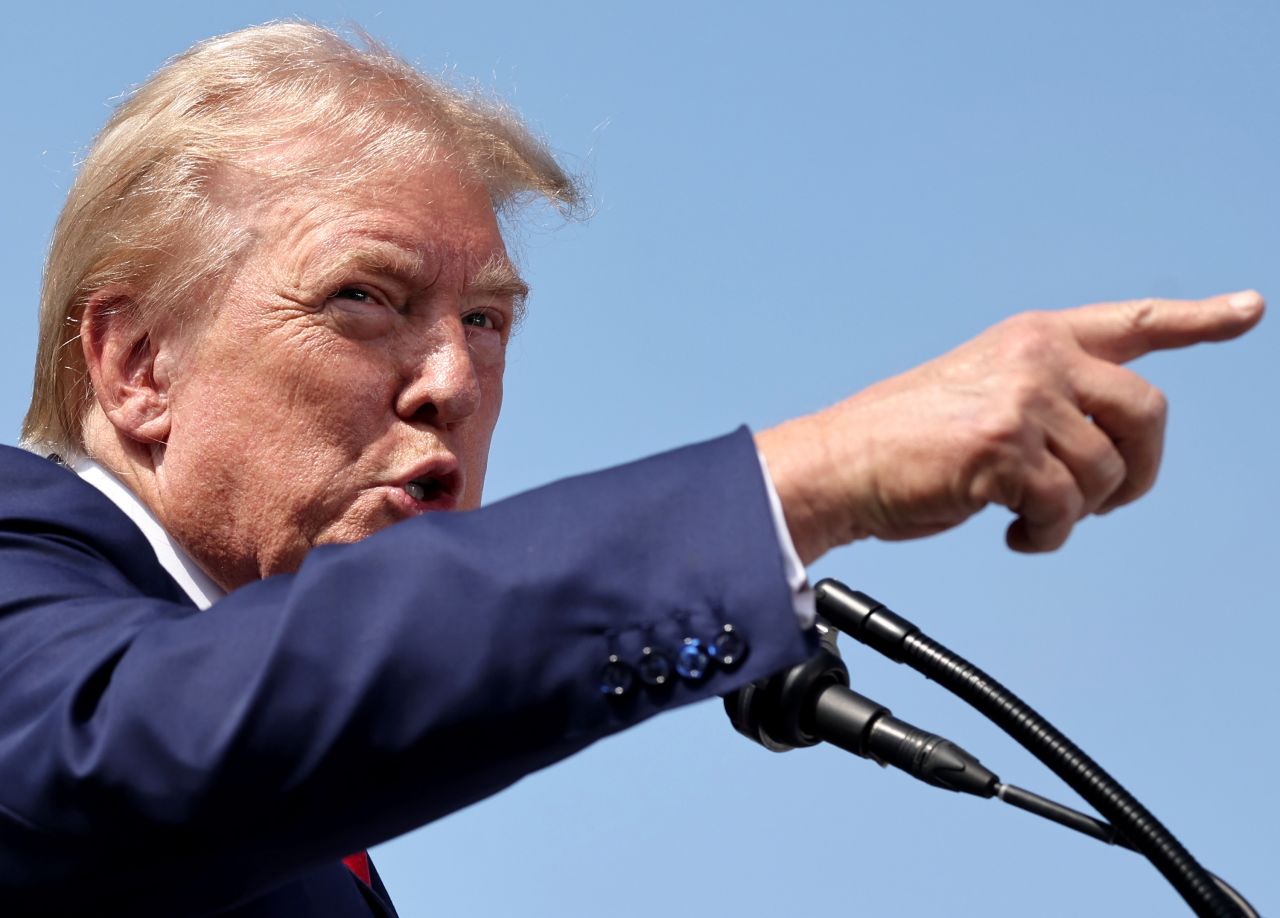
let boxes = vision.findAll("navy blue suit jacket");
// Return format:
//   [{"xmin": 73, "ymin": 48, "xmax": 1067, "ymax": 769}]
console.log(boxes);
[{"xmin": 0, "ymin": 430, "xmax": 813, "ymax": 916}]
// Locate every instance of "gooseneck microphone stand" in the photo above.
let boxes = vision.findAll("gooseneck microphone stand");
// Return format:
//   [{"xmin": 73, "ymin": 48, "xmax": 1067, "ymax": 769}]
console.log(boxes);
[{"xmin": 725, "ymin": 578, "xmax": 1258, "ymax": 918}]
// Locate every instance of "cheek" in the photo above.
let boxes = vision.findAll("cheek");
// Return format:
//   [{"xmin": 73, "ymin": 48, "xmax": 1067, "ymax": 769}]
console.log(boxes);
[
  {"xmin": 468, "ymin": 331, "xmax": 506, "ymax": 372},
  {"xmin": 281, "ymin": 352, "xmax": 387, "ymax": 430},
  {"xmin": 479, "ymin": 349, "xmax": 505, "ymax": 433},
  {"xmin": 457, "ymin": 360, "xmax": 504, "ymax": 508},
  {"xmin": 481, "ymin": 347, "xmax": 505, "ymax": 410},
  {"xmin": 181, "ymin": 334, "xmax": 396, "ymax": 473}
]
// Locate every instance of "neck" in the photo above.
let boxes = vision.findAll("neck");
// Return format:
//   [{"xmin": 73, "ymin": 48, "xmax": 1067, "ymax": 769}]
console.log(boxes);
[
  {"xmin": 82, "ymin": 409, "xmax": 165, "ymax": 512},
  {"xmin": 81, "ymin": 411, "xmax": 244, "ymax": 593}
]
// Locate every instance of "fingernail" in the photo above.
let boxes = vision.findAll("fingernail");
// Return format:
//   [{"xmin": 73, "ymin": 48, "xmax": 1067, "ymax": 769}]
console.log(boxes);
[{"xmin": 1228, "ymin": 290, "xmax": 1263, "ymax": 313}]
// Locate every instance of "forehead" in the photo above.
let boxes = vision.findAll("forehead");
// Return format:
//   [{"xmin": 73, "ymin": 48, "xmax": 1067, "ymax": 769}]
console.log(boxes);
[{"xmin": 219, "ymin": 147, "xmax": 508, "ymax": 276}]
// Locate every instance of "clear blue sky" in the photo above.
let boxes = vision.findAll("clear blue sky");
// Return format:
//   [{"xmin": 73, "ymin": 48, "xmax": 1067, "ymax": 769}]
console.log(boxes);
[{"xmin": 4, "ymin": 2, "xmax": 1276, "ymax": 915}]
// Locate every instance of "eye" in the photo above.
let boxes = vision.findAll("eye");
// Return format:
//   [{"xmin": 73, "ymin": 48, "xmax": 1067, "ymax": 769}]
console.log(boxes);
[
  {"xmin": 321, "ymin": 285, "xmax": 398, "ymax": 340},
  {"xmin": 462, "ymin": 310, "xmax": 498, "ymax": 330},
  {"xmin": 329, "ymin": 287, "xmax": 376, "ymax": 304}
]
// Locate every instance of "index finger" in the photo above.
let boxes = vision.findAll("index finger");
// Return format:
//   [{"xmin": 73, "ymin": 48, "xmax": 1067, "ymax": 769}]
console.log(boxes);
[{"xmin": 1065, "ymin": 290, "xmax": 1265, "ymax": 363}]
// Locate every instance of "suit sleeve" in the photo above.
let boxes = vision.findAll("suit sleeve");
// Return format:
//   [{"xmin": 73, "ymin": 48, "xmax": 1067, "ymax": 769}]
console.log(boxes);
[{"xmin": 0, "ymin": 429, "xmax": 815, "ymax": 915}]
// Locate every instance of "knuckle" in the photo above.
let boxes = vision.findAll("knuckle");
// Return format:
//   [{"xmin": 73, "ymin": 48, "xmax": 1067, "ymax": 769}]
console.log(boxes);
[
  {"xmin": 1099, "ymin": 449, "xmax": 1127, "ymax": 492},
  {"xmin": 1007, "ymin": 376, "xmax": 1053, "ymax": 414},
  {"xmin": 1139, "ymin": 385, "xmax": 1169, "ymax": 427},
  {"xmin": 1119, "ymin": 460, "xmax": 1162, "ymax": 505},
  {"xmin": 967, "ymin": 458, "xmax": 1023, "ymax": 509},
  {"xmin": 974, "ymin": 379, "xmax": 1051, "ymax": 448},
  {"xmin": 1132, "ymin": 455, "xmax": 1162, "ymax": 495},
  {"xmin": 1119, "ymin": 298, "xmax": 1161, "ymax": 337},
  {"xmin": 1081, "ymin": 441, "xmax": 1126, "ymax": 498},
  {"xmin": 998, "ymin": 311, "xmax": 1061, "ymax": 364},
  {"xmin": 1002, "ymin": 309, "xmax": 1054, "ymax": 333},
  {"xmin": 970, "ymin": 406, "xmax": 1033, "ymax": 462},
  {"xmin": 1046, "ymin": 479, "xmax": 1083, "ymax": 521}
]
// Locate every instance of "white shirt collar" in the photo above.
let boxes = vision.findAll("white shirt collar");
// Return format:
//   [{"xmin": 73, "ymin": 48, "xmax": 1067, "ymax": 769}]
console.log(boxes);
[{"xmin": 69, "ymin": 456, "xmax": 226, "ymax": 610}]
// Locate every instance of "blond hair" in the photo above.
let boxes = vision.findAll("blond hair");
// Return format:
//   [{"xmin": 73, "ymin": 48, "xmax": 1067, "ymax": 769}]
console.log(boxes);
[{"xmin": 23, "ymin": 21, "xmax": 579, "ymax": 454}]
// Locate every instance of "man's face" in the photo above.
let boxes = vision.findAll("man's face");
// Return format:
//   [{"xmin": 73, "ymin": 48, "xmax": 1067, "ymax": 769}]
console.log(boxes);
[{"xmin": 150, "ymin": 157, "xmax": 522, "ymax": 588}]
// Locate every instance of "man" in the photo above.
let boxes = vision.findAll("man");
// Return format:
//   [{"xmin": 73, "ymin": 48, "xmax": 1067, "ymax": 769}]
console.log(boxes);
[{"xmin": 0, "ymin": 21, "xmax": 1263, "ymax": 917}]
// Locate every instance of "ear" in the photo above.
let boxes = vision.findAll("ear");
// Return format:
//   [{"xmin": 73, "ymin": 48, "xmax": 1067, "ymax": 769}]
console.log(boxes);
[{"xmin": 80, "ymin": 290, "xmax": 177, "ymax": 446}]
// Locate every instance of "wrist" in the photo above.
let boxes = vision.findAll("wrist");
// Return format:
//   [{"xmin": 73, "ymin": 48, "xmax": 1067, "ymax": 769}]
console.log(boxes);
[{"xmin": 756, "ymin": 413, "xmax": 868, "ymax": 565}]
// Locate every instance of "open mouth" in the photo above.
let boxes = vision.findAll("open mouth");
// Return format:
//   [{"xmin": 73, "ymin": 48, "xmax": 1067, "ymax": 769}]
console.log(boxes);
[
  {"xmin": 405, "ymin": 477, "xmax": 447, "ymax": 502},
  {"xmin": 400, "ymin": 467, "xmax": 462, "ymax": 508}
]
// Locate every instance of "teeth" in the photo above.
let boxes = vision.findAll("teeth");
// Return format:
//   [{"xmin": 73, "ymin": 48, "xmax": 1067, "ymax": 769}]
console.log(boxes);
[{"xmin": 405, "ymin": 481, "xmax": 427, "ymax": 501}]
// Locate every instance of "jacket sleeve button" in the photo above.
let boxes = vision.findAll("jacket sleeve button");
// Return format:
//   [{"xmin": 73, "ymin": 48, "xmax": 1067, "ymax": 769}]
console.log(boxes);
[
  {"xmin": 637, "ymin": 646, "xmax": 673, "ymax": 686},
  {"xmin": 709, "ymin": 623, "xmax": 747, "ymax": 668},
  {"xmin": 675, "ymin": 637, "xmax": 711, "ymax": 681},
  {"xmin": 599, "ymin": 653, "xmax": 635, "ymax": 697}
]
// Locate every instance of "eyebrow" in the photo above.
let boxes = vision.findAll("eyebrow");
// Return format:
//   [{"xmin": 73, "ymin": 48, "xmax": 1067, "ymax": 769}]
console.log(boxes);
[
  {"xmin": 304, "ymin": 238, "xmax": 432, "ymax": 291},
  {"xmin": 299, "ymin": 238, "xmax": 529, "ymax": 306},
  {"xmin": 467, "ymin": 253, "xmax": 530, "ymax": 302}
]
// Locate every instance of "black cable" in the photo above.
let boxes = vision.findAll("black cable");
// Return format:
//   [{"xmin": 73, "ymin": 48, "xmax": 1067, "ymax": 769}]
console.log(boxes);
[
  {"xmin": 997, "ymin": 782, "xmax": 1131, "ymax": 847},
  {"xmin": 815, "ymin": 578, "xmax": 1245, "ymax": 918},
  {"xmin": 994, "ymin": 784, "xmax": 1259, "ymax": 918},
  {"xmin": 803, "ymin": 676, "xmax": 1258, "ymax": 914},
  {"xmin": 726, "ymin": 614, "xmax": 1258, "ymax": 914}
]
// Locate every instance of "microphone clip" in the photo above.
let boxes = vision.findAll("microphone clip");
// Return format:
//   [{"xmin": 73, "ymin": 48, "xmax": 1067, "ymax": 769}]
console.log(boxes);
[{"xmin": 724, "ymin": 623, "xmax": 847, "ymax": 752}]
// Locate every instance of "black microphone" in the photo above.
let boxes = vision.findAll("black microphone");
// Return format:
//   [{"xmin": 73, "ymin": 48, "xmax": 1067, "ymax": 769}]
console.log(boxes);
[
  {"xmin": 725, "ymin": 624, "xmax": 997, "ymax": 798},
  {"xmin": 810, "ymin": 682, "xmax": 998, "ymax": 797}
]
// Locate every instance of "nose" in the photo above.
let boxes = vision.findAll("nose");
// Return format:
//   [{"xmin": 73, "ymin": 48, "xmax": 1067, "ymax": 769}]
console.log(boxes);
[{"xmin": 394, "ymin": 320, "xmax": 482, "ymax": 428}]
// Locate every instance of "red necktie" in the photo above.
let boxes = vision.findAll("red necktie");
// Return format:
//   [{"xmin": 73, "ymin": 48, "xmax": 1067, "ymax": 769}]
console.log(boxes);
[{"xmin": 343, "ymin": 851, "xmax": 371, "ymax": 885}]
